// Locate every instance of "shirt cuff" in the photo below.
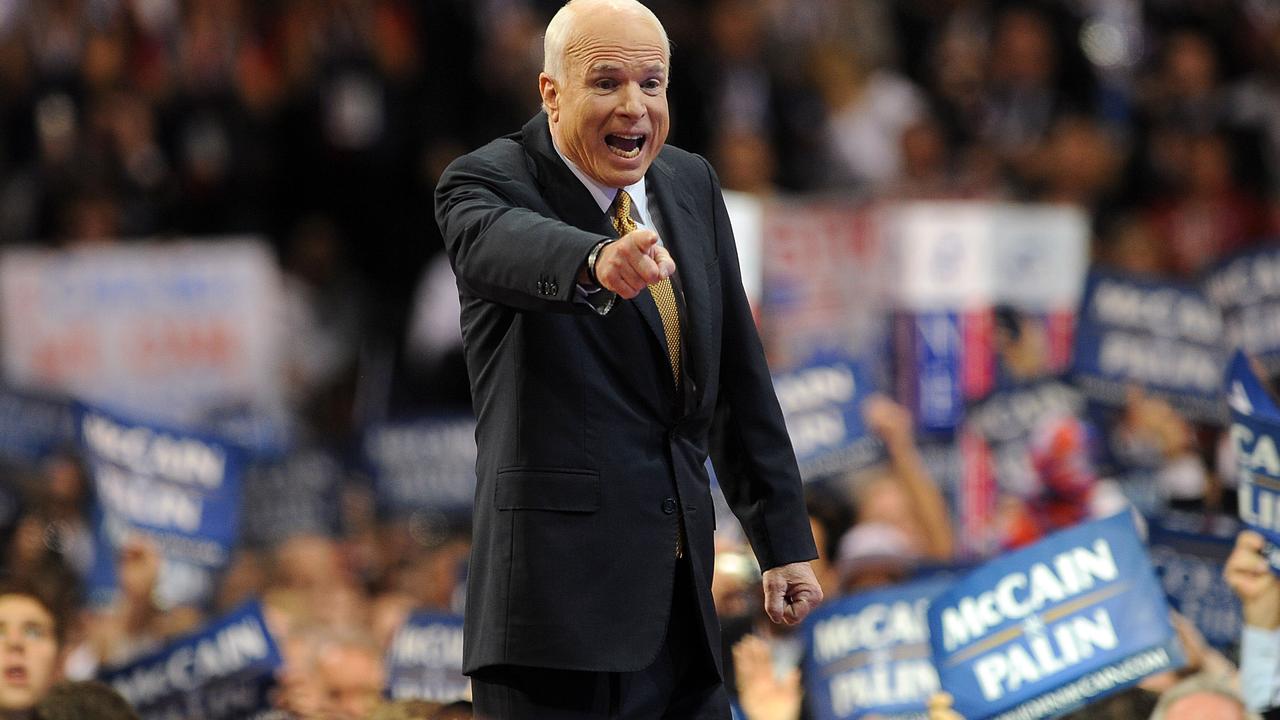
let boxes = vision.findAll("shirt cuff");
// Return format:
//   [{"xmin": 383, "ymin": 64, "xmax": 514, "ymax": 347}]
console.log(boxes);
[
  {"xmin": 574, "ymin": 283, "xmax": 616, "ymax": 315},
  {"xmin": 1242, "ymin": 625, "xmax": 1280, "ymax": 711}
]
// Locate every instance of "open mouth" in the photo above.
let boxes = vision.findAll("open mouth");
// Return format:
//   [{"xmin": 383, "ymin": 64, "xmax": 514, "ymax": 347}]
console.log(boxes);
[
  {"xmin": 605, "ymin": 133, "xmax": 645, "ymax": 159},
  {"xmin": 3, "ymin": 666, "xmax": 27, "ymax": 686}
]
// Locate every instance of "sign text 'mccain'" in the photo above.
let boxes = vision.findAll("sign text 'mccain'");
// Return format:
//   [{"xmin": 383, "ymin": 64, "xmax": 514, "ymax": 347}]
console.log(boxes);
[{"xmin": 940, "ymin": 539, "xmax": 1122, "ymax": 701}]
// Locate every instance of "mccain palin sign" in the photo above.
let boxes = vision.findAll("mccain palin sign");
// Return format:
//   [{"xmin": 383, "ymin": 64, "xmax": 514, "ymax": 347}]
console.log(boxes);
[
  {"xmin": 1205, "ymin": 246, "xmax": 1280, "ymax": 375},
  {"xmin": 80, "ymin": 404, "xmax": 244, "ymax": 608},
  {"xmin": 101, "ymin": 601, "xmax": 283, "ymax": 720},
  {"xmin": 1226, "ymin": 349, "xmax": 1280, "ymax": 573},
  {"xmin": 1071, "ymin": 270, "xmax": 1225, "ymax": 423},
  {"xmin": 927, "ymin": 512, "xmax": 1183, "ymax": 720},
  {"xmin": 803, "ymin": 577, "xmax": 950, "ymax": 720},
  {"xmin": 1146, "ymin": 512, "xmax": 1242, "ymax": 651},
  {"xmin": 385, "ymin": 611, "xmax": 467, "ymax": 703},
  {"xmin": 773, "ymin": 351, "xmax": 882, "ymax": 481}
]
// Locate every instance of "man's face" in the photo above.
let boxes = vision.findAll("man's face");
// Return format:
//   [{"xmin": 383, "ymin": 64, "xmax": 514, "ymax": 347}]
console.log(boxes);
[
  {"xmin": 0, "ymin": 595, "xmax": 59, "ymax": 712},
  {"xmin": 317, "ymin": 645, "xmax": 384, "ymax": 720},
  {"xmin": 541, "ymin": 7, "xmax": 670, "ymax": 188}
]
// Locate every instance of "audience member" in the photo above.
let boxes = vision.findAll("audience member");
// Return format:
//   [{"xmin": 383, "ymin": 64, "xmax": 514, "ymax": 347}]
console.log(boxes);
[
  {"xmin": 34, "ymin": 680, "xmax": 138, "ymax": 720},
  {"xmin": 0, "ymin": 578, "xmax": 67, "ymax": 719}
]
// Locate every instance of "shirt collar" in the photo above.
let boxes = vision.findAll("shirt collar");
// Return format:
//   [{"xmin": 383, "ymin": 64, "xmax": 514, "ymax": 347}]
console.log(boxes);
[{"xmin": 552, "ymin": 140, "xmax": 650, "ymax": 226}]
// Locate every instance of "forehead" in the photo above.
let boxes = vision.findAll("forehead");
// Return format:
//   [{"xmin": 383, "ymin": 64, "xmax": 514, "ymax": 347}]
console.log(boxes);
[
  {"xmin": 0, "ymin": 595, "xmax": 54, "ymax": 627},
  {"xmin": 563, "ymin": 10, "xmax": 668, "ymax": 73}
]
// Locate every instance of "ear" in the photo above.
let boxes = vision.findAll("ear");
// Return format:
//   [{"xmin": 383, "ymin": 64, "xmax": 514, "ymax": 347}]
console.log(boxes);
[{"xmin": 539, "ymin": 73, "xmax": 560, "ymax": 121}]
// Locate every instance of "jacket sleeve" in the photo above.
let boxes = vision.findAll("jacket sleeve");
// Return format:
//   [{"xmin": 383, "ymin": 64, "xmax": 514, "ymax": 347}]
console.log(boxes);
[
  {"xmin": 703, "ymin": 156, "xmax": 819, "ymax": 571},
  {"xmin": 435, "ymin": 147, "xmax": 617, "ymax": 314}
]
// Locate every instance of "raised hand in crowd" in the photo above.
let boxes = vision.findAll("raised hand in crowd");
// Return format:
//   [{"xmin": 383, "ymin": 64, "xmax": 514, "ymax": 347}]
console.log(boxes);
[
  {"xmin": 1140, "ymin": 611, "xmax": 1238, "ymax": 694},
  {"xmin": 1226, "ymin": 530, "xmax": 1280, "ymax": 716},
  {"xmin": 88, "ymin": 535, "xmax": 202, "ymax": 668},
  {"xmin": 732, "ymin": 634, "xmax": 801, "ymax": 720},
  {"xmin": 860, "ymin": 394, "xmax": 954, "ymax": 561},
  {"xmin": 1121, "ymin": 387, "xmax": 1195, "ymax": 462},
  {"xmin": 1226, "ymin": 530, "xmax": 1280, "ymax": 630}
]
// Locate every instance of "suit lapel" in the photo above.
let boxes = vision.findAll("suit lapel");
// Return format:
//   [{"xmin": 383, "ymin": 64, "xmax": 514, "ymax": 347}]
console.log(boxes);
[
  {"xmin": 522, "ymin": 115, "xmax": 672, "ymax": 370},
  {"xmin": 522, "ymin": 116, "xmax": 613, "ymax": 237},
  {"xmin": 519, "ymin": 114, "xmax": 706, "ymax": 399},
  {"xmin": 648, "ymin": 156, "xmax": 711, "ymax": 412}
]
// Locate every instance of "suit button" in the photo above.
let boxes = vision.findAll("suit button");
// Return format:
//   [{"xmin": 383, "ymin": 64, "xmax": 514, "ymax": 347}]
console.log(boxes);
[
  {"xmin": 662, "ymin": 498, "xmax": 677, "ymax": 515},
  {"xmin": 550, "ymin": 282, "xmax": 559, "ymax": 294}
]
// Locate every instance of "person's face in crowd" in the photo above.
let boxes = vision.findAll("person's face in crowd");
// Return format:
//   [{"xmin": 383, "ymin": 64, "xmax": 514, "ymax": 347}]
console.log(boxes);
[
  {"xmin": 990, "ymin": 9, "xmax": 1055, "ymax": 88},
  {"xmin": 317, "ymin": 643, "xmax": 384, "ymax": 720},
  {"xmin": 1186, "ymin": 134, "xmax": 1232, "ymax": 197},
  {"xmin": 540, "ymin": 1, "xmax": 670, "ymax": 189},
  {"xmin": 900, "ymin": 120, "xmax": 946, "ymax": 182},
  {"xmin": 0, "ymin": 595, "xmax": 59, "ymax": 713},
  {"xmin": 856, "ymin": 476, "xmax": 925, "ymax": 555},
  {"xmin": 713, "ymin": 128, "xmax": 776, "ymax": 194},
  {"xmin": 1104, "ymin": 216, "xmax": 1165, "ymax": 275},
  {"xmin": 275, "ymin": 534, "xmax": 348, "ymax": 592},
  {"xmin": 1163, "ymin": 692, "xmax": 1244, "ymax": 720},
  {"xmin": 1165, "ymin": 32, "xmax": 1217, "ymax": 99}
]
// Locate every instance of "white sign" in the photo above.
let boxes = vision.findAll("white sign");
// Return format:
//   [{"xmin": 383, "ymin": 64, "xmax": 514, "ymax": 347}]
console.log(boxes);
[
  {"xmin": 0, "ymin": 239, "xmax": 285, "ymax": 424},
  {"xmin": 885, "ymin": 202, "xmax": 1088, "ymax": 312}
]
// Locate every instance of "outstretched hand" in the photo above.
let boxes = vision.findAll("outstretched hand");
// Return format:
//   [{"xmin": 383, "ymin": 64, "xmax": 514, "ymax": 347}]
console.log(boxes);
[
  {"xmin": 762, "ymin": 561, "xmax": 823, "ymax": 626},
  {"xmin": 594, "ymin": 229, "xmax": 676, "ymax": 299}
]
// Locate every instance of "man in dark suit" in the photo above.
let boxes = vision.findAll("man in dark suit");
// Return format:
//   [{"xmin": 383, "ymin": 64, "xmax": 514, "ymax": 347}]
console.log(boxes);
[{"xmin": 435, "ymin": 0, "xmax": 822, "ymax": 716}]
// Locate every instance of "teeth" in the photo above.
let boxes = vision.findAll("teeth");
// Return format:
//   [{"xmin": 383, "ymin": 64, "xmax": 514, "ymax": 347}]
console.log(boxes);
[{"xmin": 608, "ymin": 145, "xmax": 641, "ymax": 159}]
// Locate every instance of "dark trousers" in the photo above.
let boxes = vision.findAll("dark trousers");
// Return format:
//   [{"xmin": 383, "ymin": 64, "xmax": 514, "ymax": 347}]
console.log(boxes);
[{"xmin": 470, "ymin": 556, "xmax": 730, "ymax": 719}]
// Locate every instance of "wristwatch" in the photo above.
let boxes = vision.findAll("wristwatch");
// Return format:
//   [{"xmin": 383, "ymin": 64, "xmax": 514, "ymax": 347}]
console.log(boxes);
[{"xmin": 586, "ymin": 238, "xmax": 615, "ymax": 286}]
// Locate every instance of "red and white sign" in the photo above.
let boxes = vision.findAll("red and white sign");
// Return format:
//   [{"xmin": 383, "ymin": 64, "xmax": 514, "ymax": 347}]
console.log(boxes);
[{"xmin": 0, "ymin": 239, "xmax": 285, "ymax": 425}]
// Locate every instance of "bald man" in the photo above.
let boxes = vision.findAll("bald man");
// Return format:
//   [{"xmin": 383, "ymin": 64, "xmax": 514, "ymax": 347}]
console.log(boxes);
[{"xmin": 434, "ymin": 0, "xmax": 822, "ymax": 717}]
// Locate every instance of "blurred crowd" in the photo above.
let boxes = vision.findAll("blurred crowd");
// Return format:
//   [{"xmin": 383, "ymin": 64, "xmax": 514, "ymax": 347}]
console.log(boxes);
[{"xmin": 2, "ymin": 0, "xmax": 1280, "ymax": 719}]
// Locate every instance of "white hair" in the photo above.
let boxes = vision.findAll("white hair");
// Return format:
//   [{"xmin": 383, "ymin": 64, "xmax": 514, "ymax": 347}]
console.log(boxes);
[
  {"xmin": 1148, "ymin": 674, "xmax": 1259, "ymax": 720},
  {"xmin": 542, "ymin": 0, "xmax": 671, "ymax": 82}
]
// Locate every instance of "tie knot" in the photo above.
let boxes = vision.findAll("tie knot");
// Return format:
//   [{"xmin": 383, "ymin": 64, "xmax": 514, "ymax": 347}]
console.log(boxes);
[{"xmin": 611, "ymin": 190, "xmax": 635, "ymax": 236}]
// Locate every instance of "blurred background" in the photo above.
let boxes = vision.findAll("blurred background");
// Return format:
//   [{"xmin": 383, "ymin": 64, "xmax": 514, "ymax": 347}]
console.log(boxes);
[{"xmin": 0, "ymin": 0, "xmax": 1278, "ymax": 719}]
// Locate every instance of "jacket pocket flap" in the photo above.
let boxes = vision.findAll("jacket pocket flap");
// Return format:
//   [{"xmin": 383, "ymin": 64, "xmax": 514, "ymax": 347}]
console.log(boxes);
[{"xmin": 495, "ymin": 468, "xmax": 600, "ymax": 512}]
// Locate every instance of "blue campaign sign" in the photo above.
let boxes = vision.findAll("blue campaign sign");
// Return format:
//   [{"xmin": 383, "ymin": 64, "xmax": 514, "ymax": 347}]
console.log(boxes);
[
  {"xmin": 78, "ymin": 404, "xmax": 244, "ymax": 608},
  {"xmin": 101, "ymin": 601, "xmax": 283, "ymax": 720},
  {"xmin": 385, "ymin": 611, "xmax": 467, "ymax": 703},
  {"xmin": 365, "ymin": 416, "xmax": 477, "ymax": 516},
  {"xmin": 773, "ymin": 350, "xmax": 883, "ymax": 481},
  {"xmin": 1204, "ymin": 246, "xmax": 1280, "ymax": 375},
  {"xmin": 1226, "ymin": 350, "xmax": 1280, "ymax": 572},
  {"xmin": 239, "ymin": 447, "xmax": 342, "ymax": 549},
  {"xmin": 928, "ymin": 513, "xmax": 1183, "ymax": 720},
  {"xmin": 911, "ymin": 312, "xmax": 966, "ymax": 434},
  {"xmin": 1146, "ymin": 513, "xmax": 1242, "ymax": 651},
  {"xmin": 0, "ymin": 387, "xmax": 75, "ymax": 462},
  {"xmin": 1070, "ymin": 270, "xmax": 1225, "ymax": 423},
  {"xmin": 804, "ymin": 578, "xmax": 951, "ymax": 720}
]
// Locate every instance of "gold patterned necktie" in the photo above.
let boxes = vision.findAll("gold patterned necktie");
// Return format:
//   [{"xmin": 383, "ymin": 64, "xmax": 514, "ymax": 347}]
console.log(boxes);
[{"xmin": 612, "ymin": 190, "xmax": 681, "ymax": 387}]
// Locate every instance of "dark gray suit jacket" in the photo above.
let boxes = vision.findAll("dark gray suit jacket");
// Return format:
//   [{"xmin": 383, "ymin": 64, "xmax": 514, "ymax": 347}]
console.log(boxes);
[{"xmin": 435, "ymin": 113, "xmax": 817, "ymax": 675}]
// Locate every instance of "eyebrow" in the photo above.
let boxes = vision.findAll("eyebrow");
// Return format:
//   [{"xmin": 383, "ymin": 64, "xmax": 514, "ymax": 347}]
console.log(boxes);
[{"xmin": 587, "ymin": 62, "xmax": 666, "ymax": 75}]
